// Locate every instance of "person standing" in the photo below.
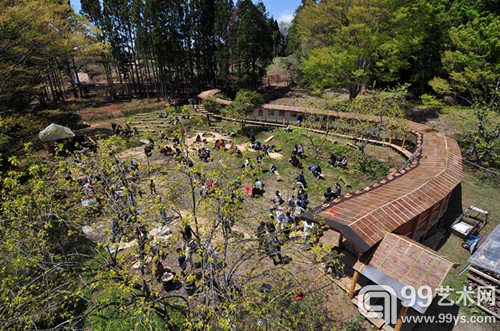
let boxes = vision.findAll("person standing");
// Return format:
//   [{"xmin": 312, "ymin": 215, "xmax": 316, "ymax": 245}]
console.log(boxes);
[
  {"xmin": 149, "ymin": 179, "xmax": 157, "ymax": 195},
  {"xmin": 276, "ymin": 206, "xmax": 285, "ymax": 229},
  {"xmin": 177, "ymin": 248, "xmax": 187, "ymax": 273},
  {"xmin": 303, "ymin": 220, "xmax": 315, "ymax": 248}
]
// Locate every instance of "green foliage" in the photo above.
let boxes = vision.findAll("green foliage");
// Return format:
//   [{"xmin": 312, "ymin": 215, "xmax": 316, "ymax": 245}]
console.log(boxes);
[
  {"xmin": 229, "ymin": 0, "xmax": 275, "ymax": 90},
  {"xmin": 430, "ymin": 14, "xmax": 500, "ymax": 106},
  {"xmin": 429, "ymin": 13, "xmax": 500, "ymax": 167},
  {"xmin": 342, "ymin": 313, "xmax": 365, "ymax": 331},
  {"xmin": 295, "ymin": 0, "xmax": 429, "ymax": 99},
  {"xmin": 224, "ymin": 90, "xmax": 264, "ymax": 130},
  {"xmin": 441, "ymin": 105, "xmax": 500, "ymax": 167},
  {"xmin": 420, "ymin": 94, "xmax": 444, "ymax": 109},
  {"xmin": 0, "ymin": 0, "xmax": 105, "ymax": 112},
  {"xmin": 202, "ymin": 96, "xmax": 221, "ymax": 113}
]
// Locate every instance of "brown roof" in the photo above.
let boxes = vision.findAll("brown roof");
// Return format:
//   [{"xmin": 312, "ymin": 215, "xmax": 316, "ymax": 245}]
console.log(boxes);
[
  {"xmin": 302, "ymin": 124, "xmax": 463, "ymax": 254},
  {"xmin": 354, "ymin": 233, "xmax": 458, "ymax": 313}
]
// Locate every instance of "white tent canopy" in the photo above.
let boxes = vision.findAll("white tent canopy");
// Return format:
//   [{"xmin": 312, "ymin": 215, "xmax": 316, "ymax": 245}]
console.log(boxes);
[{"xmin": 39, "ymin": 123, "xmax": 75, "ymax": 142}]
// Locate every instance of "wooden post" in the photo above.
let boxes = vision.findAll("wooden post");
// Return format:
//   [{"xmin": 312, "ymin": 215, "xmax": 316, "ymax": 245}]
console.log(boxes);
[
  {"xmin": 394, "ymin": 305, "xmax": 409, "ymax": 331},
  {"xmin": 349, "ymin": 270, "xmax": 360, "ymax": 299},
  {"xmin": 422, "ymin": 204, "xmax": 437, "ymax": 241},
  {"xmin": 436, "ymin": 197, "xmax": 447, "ymax": 222},
  {"xmin": 410, "ymin": 213, "xmax": 424, "ymax": 239},
  {"xmin": 338, "ymin": 234, "xmax": 344, "ymax": 247}
]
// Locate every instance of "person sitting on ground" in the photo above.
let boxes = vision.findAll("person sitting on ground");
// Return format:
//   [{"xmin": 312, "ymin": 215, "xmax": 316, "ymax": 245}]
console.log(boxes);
[
  {"xmin": 202, "ymin": 148, "xmax": 210, "ymax": 162},
  {"xmin": 340, "ymin": 157, "xmax": 348, "ymax": 169},
  {"xmin": 334, "ymin": 182, "xmax": 341, "ymax": 198},
  {"xmin": 255, "ymin": 178, "xmax": 263, "ymax": 191},
  {"xmin": 289, "ymin": 154, "xmax": 299, "ymax": 167},
  {"xmin": 271, "ymin": 190, "xmax": 284, "ymax": 205},
  {"xmin": 254, "ymin": 140, "xmax": 262, "ymax": 150},
  {"xmin": 328, "ymin": 154, "xmax": 337, "ymax": 166},
  {"xmin": 215, "ymin": 139, "xmax": 223, "ymax": 150},
  {"xmin": 233, "ymin": 147, "xmax": 242, "ymax": 158},
  {"xmin": 335, "ymin": 155, "xmax": 343, "ymax": 167},
  {"xmin": 292, "ymin": 145, "xmax": 298, "ymax": 155},
  {"xmin": 297, "ymin": 187, "xmax": 308, "ymax": 201},
  {"xmin": 298, "ymin": 196, "xmax": 308, "ymax": 210},
  {"xmin": 265, "ymin": 217, "xmax": 276, "ymax": 233},
  {"xmin": 256, "ymin": 153, "xmax": 263, "ymax": 168},
  {"xmin": 308, "ymin": 165, "xmax": 322, "ymax": 179},
  {"xmin": 270, "ymin": 164, "xmax": 277, "ymax": 174},
  {"xmin": 268, "ymin": 236, "xmax": 282, "ymax": 265},
  {"xmin": 323, "ymin": 187, "xmax": 336, "ymax": 203},
  {"xmin": 200, "ymin": 185, "xmax": 208, "ymax": 198},
  {"xmin": 195, "ymin": 134, "xmax": 201, "ymax": 143},
  {"xmin": 275, "ymin": 206, "xmax": 285, "ymax": 228},
  {"xmin": 295, "ymin": 171, "xmax": 307, "ymax": 187},
  {"xmin": 314, "ymin": 165, "xmax": 322, "ymax": 179},
  {"xmin": 297, "ymin": 143, "xmax": 305, "ymax": 158},
  {"xmin": 243, "ymin": 158, "xmax": 251, "ymax": 169},
  {"xmin": 144, "ymin": 144, "xmax": 153, "ymax": 157}
]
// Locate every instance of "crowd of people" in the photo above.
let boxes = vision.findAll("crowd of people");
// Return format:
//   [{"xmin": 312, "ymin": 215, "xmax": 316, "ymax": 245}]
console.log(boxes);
[{"xmin": 104, "ymin": 118, "xmax": 352, "ymax": 290}]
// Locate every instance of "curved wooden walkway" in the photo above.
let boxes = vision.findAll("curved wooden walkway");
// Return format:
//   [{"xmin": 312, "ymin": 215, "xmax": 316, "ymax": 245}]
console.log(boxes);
[{"xmin": 198, "ymin": 89, "xmax": 463, "ymax": 255}]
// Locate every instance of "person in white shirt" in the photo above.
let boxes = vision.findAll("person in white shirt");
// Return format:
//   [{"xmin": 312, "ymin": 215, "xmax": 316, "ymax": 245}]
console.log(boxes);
[{"xmin": 303, "ymin": 220, "xmax": 315, "ymax": 247}]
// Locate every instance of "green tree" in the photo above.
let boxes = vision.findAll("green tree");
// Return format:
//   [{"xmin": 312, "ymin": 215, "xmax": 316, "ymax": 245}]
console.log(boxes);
[
  {"xmin": 336, "ymin": 87, "xmax": 409, "ymax": 172},
  {"xmin": 0, "ymin": 0, "xmax": 87, "ymax": 111},
  {"xmin": 229, "ymin": 0, "xmax": 274, "ymax": 90},
  {"xmin": 429, "ymin": 14, "xmax": 500, "ymax": 106},
  {"xmin": 223, "ymin": 89, "xmax": 264, "ymax": 131},
  {"xmin": 295, "ymin": 0, "xmax": 428, "ymax": 99},
  {"xmin": 429, "ymin": 14, "xmax": 500, "ymax": 166}
]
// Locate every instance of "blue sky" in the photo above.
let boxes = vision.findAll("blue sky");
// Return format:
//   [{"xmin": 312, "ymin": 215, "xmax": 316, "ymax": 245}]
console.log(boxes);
[
  {"xmin": 257, "ymin": 0, "xmax": 302, "ymax": 23},
  {"xmin": 70, "ymin": 0, "xmax": 301, "ymax": 23}
]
